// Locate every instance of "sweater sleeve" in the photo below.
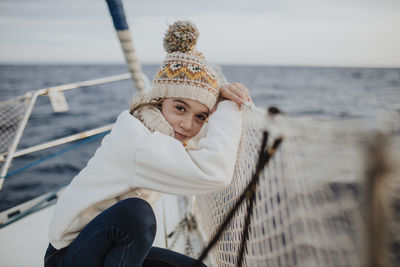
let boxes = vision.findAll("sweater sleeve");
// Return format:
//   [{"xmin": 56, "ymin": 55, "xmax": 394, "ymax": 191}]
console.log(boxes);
[{"xmin": 133, "ymin": 100, "xmax": 242, "ymax": 195}]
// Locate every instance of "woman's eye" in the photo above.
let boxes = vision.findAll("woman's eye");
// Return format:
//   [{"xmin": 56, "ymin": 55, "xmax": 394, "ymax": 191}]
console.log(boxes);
[
  {"xmin": 175, "ymin": 105, "xmax": 185, "ymax": 112},
  {"xmin": 196, "ymin": 115, "xmax": 207, "ymax": 121}
]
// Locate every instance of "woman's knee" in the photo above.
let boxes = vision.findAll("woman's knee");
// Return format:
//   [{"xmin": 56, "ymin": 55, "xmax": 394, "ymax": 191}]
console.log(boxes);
[{"xmin": 112, "ymin": 198, "xmax": 157, "ymax": 242}]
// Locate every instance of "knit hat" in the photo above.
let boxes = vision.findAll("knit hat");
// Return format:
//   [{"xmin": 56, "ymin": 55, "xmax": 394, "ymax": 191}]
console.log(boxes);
[
  {"xmin": 129, "ymin": 21, "xmax": 219, "ymax": 140},
  {"xmin": 149, "ymin": 21, "xmax": 219, "ymax": 111}
]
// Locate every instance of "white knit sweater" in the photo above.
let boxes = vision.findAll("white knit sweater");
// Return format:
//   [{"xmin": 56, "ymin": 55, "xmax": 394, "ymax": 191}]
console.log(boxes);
[{"xmin": 48, "ymin": 101, "xmax": 242, "ymax": 249}]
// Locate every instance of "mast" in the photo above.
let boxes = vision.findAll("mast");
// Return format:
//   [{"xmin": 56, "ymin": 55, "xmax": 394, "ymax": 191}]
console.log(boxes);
[{"xmin": 105, "ymin": 0, "xmax": 147, "ymax": 94}]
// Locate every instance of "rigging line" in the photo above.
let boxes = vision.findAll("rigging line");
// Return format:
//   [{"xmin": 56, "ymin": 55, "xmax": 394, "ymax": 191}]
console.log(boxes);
[
  {"xmin": 194, "ymin": 132, "xmax": 283, "ymax": 266},
  {"xmin": 237, "ymin": 189, "xmax": 257, "ymax": 267},
  {"xmin": 3, "ymin": 131, "xmax": 109, "ymax": 179}
]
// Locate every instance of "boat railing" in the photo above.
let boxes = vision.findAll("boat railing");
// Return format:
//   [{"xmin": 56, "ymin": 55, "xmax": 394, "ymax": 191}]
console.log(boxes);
[{"xmin": 0, "ymin": 73, "xmax": 134, "ymax": 190}]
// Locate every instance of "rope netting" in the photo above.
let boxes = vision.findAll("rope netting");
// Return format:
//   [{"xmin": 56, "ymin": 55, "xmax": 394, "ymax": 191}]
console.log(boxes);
[
  {"xmin": 0, "ymin": 95, "xmax": 30, "ymax": 156},
  {"xmin": 194, "ymin": 104, "xmax": 400, "ymax": 267}
]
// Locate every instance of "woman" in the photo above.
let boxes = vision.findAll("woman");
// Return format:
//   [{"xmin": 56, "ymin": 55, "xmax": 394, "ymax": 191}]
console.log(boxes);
[{"xmin": 44, "ymin": 21, "xmax": 251, "ymax": 267}]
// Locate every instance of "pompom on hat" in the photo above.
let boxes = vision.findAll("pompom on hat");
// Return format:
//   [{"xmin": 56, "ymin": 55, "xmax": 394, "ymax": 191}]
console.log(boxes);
[{"xmin": 149, "ymin": 21, "xmax": 219, "ymax": 111}]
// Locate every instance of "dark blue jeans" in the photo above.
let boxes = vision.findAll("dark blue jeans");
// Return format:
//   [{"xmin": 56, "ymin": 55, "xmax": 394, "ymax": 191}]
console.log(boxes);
[{"xmin": 44, "ymin": 198, "xmax": 206, "ymax": 267}]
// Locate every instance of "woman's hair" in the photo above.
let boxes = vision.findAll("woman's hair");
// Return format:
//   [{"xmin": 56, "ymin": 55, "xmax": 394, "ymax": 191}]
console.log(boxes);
[
  {"xmin": 129, "ymin": 97, "xmax": 174, "ymax": 136},
  {"xmin": 129, "ymin": 98, "xmax": 164, "ymax": 115}
]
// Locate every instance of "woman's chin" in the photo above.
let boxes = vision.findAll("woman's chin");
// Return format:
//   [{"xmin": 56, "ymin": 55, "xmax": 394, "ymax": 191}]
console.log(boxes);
[{"xmin": 174, "ymin": 132, "xmax": 189, "ymax": 143}]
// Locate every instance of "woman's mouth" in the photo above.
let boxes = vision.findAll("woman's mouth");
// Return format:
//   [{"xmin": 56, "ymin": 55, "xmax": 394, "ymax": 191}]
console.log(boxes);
[{"xmin": 174, "ymin": 131, "xmax": 188, "ymax": 141}]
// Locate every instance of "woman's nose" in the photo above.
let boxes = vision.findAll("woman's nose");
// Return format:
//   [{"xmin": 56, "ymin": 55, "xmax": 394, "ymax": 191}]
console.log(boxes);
[{"xmin": 180, "ymin": 117, "xmax": 192, "ymax": 131}]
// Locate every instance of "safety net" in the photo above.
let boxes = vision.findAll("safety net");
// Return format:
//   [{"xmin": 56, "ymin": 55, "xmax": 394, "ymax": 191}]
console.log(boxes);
[
  {"xmin": 194, "ymin": 104, "xmax": 400, "ymax": 267},
  {"xmin": 0, "ymin": 95, "xmax": 30, "ymax": 157}
]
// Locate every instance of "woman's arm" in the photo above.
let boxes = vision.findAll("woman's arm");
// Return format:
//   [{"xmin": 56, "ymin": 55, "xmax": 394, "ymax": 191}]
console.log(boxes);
[{"xmin": 133, "ymin": 100, "xmax": 242, "ymax": 195}]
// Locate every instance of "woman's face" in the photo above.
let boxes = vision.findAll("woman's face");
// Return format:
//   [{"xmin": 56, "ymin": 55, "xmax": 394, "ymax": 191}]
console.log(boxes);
[{"xmin": 161, "ymin": 98, "xmax": 210, "ymax": 143}]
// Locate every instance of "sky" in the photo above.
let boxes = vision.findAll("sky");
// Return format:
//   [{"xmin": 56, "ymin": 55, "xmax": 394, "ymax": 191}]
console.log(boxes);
[{"xmin": 0, "ymin": 0, "xmax": 400, "ymax": 67}]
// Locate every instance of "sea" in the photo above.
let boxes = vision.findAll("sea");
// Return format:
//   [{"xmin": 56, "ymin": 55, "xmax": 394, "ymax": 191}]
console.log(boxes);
[{"xmin": 0, "ymin": 64, "xmax": 399, "ymax": 212}]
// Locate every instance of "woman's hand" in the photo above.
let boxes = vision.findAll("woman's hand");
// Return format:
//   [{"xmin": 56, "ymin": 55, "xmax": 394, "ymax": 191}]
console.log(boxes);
[{"xmin": 218, "ymin": 83, "xmax": 252, "ymax": 108}]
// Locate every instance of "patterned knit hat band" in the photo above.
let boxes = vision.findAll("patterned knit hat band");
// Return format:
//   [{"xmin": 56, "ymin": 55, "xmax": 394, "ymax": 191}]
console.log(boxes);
[
  {"xmin": 149, "ymin": 21, "xmax": 219, "ymax": 111},
  {"xmin": 151, "ymin": 51, "xmax": 218, "ymax": 110}
]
